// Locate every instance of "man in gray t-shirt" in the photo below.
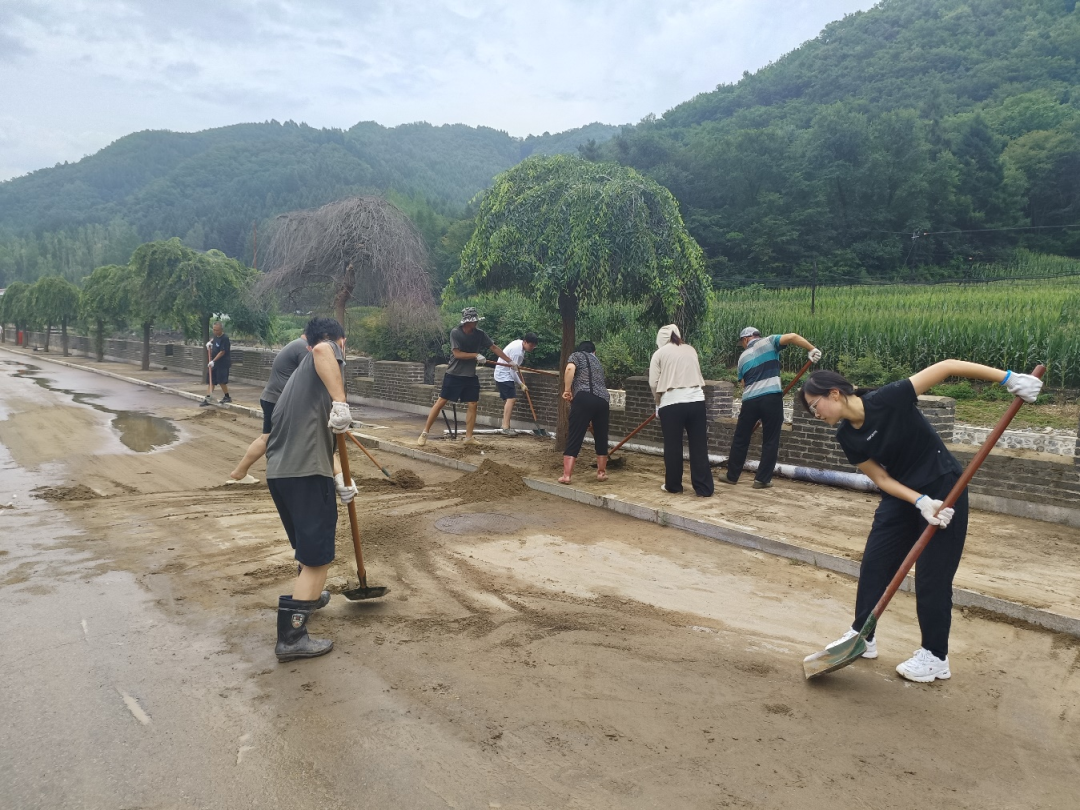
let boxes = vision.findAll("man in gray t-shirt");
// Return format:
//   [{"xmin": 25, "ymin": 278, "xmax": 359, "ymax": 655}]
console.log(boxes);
[
  {"xmin": 417, "ymin": 307, "xmax": 516, "ymax": 447},
  {"xmin": 264, "ymin": 317, "xmax": 357, "ymax": 664},
  {"xmin": 227, "ymin": 336, "xmax": 311, "ymax": 483}
]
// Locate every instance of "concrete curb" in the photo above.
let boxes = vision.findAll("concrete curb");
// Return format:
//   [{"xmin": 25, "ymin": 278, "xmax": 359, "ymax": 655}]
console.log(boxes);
[{"xmin": 7, "ymin": 345, "xmax": 1078, "ymax": 640}]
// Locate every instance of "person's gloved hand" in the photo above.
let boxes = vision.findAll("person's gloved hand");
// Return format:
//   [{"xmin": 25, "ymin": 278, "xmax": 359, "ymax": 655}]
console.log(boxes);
[
  {"xmin": 207, "ymin": 360, "xmax": 215, "ymax": 369},
  {"xmin": 327, "ymin": 401, "xmax": 353, "ymax": 433},
  {"xmin": 475, "ymin": 352, "xmax": 487, "ymax": 363},
  {"xmin": 654, "ymin": 406, "xmax": 660, "ymax": 418},
  {"xmin": 205, "ymin": 341, "xmax": 213, "ymax": 351},
  {"xmin": 334, "ymin": 473, "xmax": 357, "ymax": 504},
  {"xmin": 1003, "ymin": 371, "xmax": 1042, "ymax": 403},
  {"xmin": 916, "ymin": 495, "xmax": 954, "ymax": 527},
  {"xmin": 519, "ymin": 382, "xmax": 529, "ymax": 393},
  {"xmin": 808, "ymin": 348, "xmax": 822, "ymax": 363}
]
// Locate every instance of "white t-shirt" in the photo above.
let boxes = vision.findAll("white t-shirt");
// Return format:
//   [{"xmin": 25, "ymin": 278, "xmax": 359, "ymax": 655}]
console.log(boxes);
[
  {"xmin": 493, "ymin": 339, "xmax": 526, "ymax": 384},
  {"xmin": 659, "ymin": 386, "xmax": 705, "ymax": 409}
]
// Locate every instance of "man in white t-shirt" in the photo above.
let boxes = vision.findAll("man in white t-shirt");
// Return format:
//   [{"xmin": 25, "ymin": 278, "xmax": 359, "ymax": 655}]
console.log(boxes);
[{"xmin": 492, "ymin": 332, "xmax": 539, "ymax": 435}]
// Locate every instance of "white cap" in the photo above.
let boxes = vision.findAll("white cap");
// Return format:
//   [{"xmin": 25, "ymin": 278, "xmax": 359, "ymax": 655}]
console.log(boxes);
[{"xmin": 739, "ymin": 326, "xmax": 760, "ymax": 340}]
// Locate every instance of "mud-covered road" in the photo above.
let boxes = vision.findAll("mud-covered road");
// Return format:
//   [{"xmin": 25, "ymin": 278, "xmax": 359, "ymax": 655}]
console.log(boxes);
[{"xmin": 2, "ymin": 350, "xmax": 1079, "ymax": 809}]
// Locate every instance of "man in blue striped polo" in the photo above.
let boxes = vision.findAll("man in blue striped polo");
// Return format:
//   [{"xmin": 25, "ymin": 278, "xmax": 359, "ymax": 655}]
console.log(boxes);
[{"xmin": 723, "ymin": 326, "xmax": 821, "ymax": 489}]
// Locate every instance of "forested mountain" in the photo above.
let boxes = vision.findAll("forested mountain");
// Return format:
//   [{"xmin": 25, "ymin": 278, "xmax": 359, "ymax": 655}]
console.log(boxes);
[
  {"xmin": 0, "ymin": 120, "xmax": 619, "ymax": 285},
  {"xmin": 601, "ymin": 0, "xmax": 1080, "ymax": 282},
  {"xmin": 2, "ymin": 0, "xmax": 1078, "ymax": 289}
]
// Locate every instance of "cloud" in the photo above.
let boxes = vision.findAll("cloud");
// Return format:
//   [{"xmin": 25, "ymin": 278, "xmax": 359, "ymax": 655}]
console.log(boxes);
[{"xmin": 0, "ymin": 0, "xmax": 877, "ymax": 181}]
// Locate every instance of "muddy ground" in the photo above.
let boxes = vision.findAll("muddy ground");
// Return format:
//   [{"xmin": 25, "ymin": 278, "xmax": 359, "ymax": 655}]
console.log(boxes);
[{"xmin": 2, "ymin": 357, "xmax": 1079, "ymax": 808}]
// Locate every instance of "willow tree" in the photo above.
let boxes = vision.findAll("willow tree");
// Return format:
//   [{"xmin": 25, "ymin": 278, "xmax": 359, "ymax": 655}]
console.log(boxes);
[
  {"xmin": 80, "ymin": 264, "xmax": 133, "ymax": 361},
  {"xmin": 259, "ymin": 196, "xmax": 435, "ymax": 326},
  {"xmin": 30, "ymin": 276, "xmax": 81, "ymax": 354},
  {"xmin": 450, "ymin": 154, "xmax": 710, "ymax": 448},
  {"xmin": 0, "ymin": 281, "xmax": 32, "ymax": 343}
]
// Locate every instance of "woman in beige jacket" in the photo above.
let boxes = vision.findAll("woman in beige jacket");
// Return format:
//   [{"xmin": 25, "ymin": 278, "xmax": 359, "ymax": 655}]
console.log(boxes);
[{"xmin": 649, "ymin": 324, "xmax": 714, "ymax": 497}]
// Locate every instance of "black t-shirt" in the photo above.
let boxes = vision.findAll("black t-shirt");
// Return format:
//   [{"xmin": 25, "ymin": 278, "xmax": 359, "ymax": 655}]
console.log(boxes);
[
  {"xmin": 836, "ymin": 379, "xmax": 961, "ymax": 490},
  {"xmin": 211, "ymin": 334, "xmax": 231, "ymax": 368}
]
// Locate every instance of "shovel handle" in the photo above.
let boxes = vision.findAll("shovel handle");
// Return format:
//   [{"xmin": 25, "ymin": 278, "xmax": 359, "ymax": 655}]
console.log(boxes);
[
  {"xmin": 523, "ymin": 386, "xmax": 541, "ymax": 423},
  {"xmin": 869, "ymin": 364, "xmax": 1045, "ymax": 621},
  {"xmin": 750, "ymin": 360, "xmax": 813, "ymax": 435},
  {"xmin": 346, "ymin": 431, "xmax": 391, "ymax": 478},
  {"xmin": 336, "ymin": 433, "xmax": 367, "ymax": 583},
  {"xmin": 489, "ymin": 361, "xmax": 559, "ymax": 377},
  {"xmin": 609, "ymin": 413, "xmax": 656, "ymax": 458}
]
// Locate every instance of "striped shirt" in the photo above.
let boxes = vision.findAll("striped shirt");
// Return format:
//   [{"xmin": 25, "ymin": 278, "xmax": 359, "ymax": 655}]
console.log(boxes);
[{"xmin": 738, "ymin": 335, "xmax": 783, "ymax": 401}]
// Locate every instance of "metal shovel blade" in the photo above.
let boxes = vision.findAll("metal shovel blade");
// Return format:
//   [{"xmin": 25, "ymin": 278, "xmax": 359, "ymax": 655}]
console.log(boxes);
[
  {"xmin": 342, "ymin": 583, "xmax": 390, "ymax": 601},
  {"xmin": 803, "ymin": 616, "xmax": 876, "ymax": 680}
]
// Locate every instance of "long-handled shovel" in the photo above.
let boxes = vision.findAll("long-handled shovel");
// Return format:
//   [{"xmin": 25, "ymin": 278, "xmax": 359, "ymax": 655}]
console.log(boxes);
[
  {"xmin": 609, "ymin": 413, "xmax": 655, "ymax": 459},
  {"xmin": 749, "ymin": 359, "xmax": 814, "ymax": 435},
  {"xmin": 521, "ymin": 387, "xmax": 549, "ymax": 437},
  {"xmin": 336, "ymin": 433, "xmax": 389, "ymax": 600},
  {"xmin": 346, "ymin": 431, "xmax": 391, "ymax": 478},
  {"xmin": 803, "ymin": 363, "xmax": 1045, "ymax": 680},
  {"xmin": 490, "ymin": 361, "xmax": 560, "ymax": 377}
]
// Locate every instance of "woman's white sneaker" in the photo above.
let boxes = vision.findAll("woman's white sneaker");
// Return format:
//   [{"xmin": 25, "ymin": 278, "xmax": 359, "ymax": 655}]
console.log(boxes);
[
  {"xmin": 896, "ymin": 648, "xmax": 951, "ymax": 682},
  {"xmin": 825, "ymin": 628, "xmax": 878, "ymax": 659}
]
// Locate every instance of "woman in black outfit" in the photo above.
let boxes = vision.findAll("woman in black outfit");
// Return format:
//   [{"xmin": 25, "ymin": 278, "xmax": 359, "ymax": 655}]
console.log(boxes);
[
  {"xmin": 799, "ymin": 360, "xmax": 1041, "ymax": 683},
  {"xmin": 559, "ymin": 341, "xmax": 610, "ymax": 485}
]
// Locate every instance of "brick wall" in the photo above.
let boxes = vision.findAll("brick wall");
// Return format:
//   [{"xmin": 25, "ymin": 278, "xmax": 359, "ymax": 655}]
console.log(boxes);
[{"xmin": 14, "ymin": 329, "xmax": 1080, "ymax": 522}]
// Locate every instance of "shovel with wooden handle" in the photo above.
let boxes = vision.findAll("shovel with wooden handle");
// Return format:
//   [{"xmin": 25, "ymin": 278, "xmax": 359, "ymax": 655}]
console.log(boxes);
[
  {"xmin": 346, "ymin": 431, "xmax": 391, "ymax": 478},
  {"xmin": 803, "ymin": 363, "xmax": 1045, "ymax": 679},
  {"xmin": 336, "ymin": 433, "xmax": 389, "ymax": 600}
]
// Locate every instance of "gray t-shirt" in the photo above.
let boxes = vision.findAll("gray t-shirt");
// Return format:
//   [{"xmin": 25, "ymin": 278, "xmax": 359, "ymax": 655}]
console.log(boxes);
[
  {"xmin": 445, "ymin": 325, "xmax": 493, "ymax": 377},
  {"xmin": 260, "ymin": 338, "xmax": 310, "ymax": 404},
  {"xmin": 265, "ymin": 341, "xmax": 345, "ymax": 480}
]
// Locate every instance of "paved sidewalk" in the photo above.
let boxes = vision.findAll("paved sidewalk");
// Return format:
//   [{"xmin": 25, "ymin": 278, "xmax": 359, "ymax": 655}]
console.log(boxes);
[{"xmin": 5, "ymin": 343, "xmax": 1079, "ymax": 638}]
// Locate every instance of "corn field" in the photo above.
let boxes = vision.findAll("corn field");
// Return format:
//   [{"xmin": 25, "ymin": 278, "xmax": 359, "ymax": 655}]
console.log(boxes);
[{"xmin": 701, "ymin": 278, "xmax": 1080, "ymax": 388}]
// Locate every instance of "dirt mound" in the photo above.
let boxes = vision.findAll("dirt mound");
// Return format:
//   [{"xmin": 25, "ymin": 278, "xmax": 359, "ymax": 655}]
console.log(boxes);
[
  {"xmin": 354, "ymin": 468, "xmax": 425, "ymax": 491},
  {"xmin": 33, "ymin": 485, "xmax": 102, "ymax": 502},
  {"xmin": 441, "ymin": 460, "xmax": 529, "ymax": 503},
  {"xmin": 391, "ymin": 469, "xmax": 425, "ymax": 490}
]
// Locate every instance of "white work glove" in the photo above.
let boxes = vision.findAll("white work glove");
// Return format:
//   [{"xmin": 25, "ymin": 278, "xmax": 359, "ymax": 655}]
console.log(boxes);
[
  {"xmin": 519, "ymin": 381, "xmax": 529, "ymax": 393},
  {"xmin": 207, "ymin": 360, "xmax": 215, "ymax": 369},
  {"xmin": 654, "ymin": 406, "xmax": 660, "ymax": 418},
  {"xmin": 808, "ymin": 348, "xmax": 822, "ymax": 363},
  {"xmin": 327, "ymin": 401, "xmax": 353, "ymax": 433},
  {"xmin": 916, "ymin": 495, "xmax": 954, "ymax": 528},
  {"xmin": 205, "ymin": 341, "xmax": 213, "ymax": 351},
  {"xmin": 475, "ymin": 352, "xmax": 487, "ymax": 363},
  {"xmin": 1002, "ymin": 371, "xmax": 1042, "ymax": 404},
  {"xmin": 334, "ymin": 473, "xmax": 357, "ymax": 505}
]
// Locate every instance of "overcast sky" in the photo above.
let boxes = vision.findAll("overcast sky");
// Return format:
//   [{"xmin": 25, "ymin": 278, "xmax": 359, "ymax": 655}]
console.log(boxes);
[{"xmin": 0, "ymin": 0, "xmax": 877, "ymax": 182}]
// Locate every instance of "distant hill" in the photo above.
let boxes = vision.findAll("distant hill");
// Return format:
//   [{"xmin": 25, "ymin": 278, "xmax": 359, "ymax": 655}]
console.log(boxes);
[{"xmin": 0, "ymin": 120, "xmax": 619, "ymax": 284}]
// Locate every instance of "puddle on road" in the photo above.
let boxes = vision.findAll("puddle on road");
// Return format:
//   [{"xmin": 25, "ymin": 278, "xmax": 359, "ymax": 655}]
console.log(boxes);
[{"xmin": 7, "ymin": 361, "xmax": 179, "ymax": 452}]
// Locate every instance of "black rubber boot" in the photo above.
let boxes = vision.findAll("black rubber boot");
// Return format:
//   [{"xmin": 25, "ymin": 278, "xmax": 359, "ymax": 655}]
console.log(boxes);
[
  {"xmin": 280, "ymin": 590, "xmax": 331, "ymax": 609},
  {"xmin": 275, "ymin": 596, "xmax": 334, "ymax": 663}
]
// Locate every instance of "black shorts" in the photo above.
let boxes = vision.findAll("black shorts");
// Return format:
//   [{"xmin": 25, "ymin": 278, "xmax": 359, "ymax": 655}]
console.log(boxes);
[
  {"xmin": 266, "ymin": 476, "xmax": 338, "ymax": 567},
  {"xmin": 496, "ymin": 380, "xmax": 517, "ymax": 400},
  {"xmin": 440, "ymin": 373, "xmax": 481, "ymax": 403},
  {"xmin": 211, "ymin": 365, "xmax": 230, "ymax": 385},
  {"xmin": 260, "ymin": 399, "xmax": 275, "ymax": 435}
]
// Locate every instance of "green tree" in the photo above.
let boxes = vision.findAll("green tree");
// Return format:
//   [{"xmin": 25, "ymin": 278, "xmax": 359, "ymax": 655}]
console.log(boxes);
[
  {"xmin": 30, "ymin": 276, "xmax": 81, "ymax": 354},
  {"xmin": 128, "ymin": 239, "xmax": 189, "ymax": 370},
  {"xmin": 80, "ymin": 264, "xmax": 134, "ymax": 362},
  {"xmin": 0, "ymin": 281, "xmax": 33, "ymax": 343},
  {"xmin": 451, "ymin": 154, "xmax": 710, "ymax": 448}
]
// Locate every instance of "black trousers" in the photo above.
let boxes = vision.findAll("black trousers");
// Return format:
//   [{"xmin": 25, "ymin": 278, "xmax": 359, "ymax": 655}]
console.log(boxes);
[
  {"xmin": 659, "ymin": 400, "xmax": 714, "ymax": 496},
  {"xmin": 726, "ymin": 393, "xmax": 783, "ymax": 484},
  {"xmin": 565, "ymin": 392, "xmax": 609, "ymax": 458},
  {"xmin": 852, "ymin": 473, "xmax": 969, "ymax": 660}
]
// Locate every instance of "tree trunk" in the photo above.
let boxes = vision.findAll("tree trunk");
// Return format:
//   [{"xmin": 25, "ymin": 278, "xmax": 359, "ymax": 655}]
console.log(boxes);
[
  {"xmin": 95, "ymin": 319, "xmax": 104, "ymax": 362},
  {"xmin": 556, "ymin": 291, "xmax": 578, "ymax": 453},
  {"xmin": 333, "ymin": 262, "xmax": 356, "ymax": 327},
  {"xmin": 44, "ymin": 323, "xmax": 52, "ymax": 352},
  {"xmin": 61, "ymin": 318, "xmax": 69, "ymax": 356},
  {"xmin": 142, "ymin": 322, "xmax": 151, "ymax": 371}
]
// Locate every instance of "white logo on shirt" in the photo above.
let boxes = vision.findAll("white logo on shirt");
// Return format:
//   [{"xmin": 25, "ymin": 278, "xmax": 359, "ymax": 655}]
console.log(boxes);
[{"xmin": 866, "ymin": 430, "xmax": 878, "ymax": 442}]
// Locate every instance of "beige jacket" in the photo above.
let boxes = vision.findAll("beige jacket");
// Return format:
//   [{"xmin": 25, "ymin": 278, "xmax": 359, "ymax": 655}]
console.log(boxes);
[{"xmin": 649, "ymin": 325, "xmax": 705, "ymax": 394}]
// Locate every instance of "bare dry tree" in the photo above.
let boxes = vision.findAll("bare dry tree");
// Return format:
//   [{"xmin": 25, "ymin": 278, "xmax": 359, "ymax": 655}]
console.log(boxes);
[{"xmin": 258, "ymin": 196, "xmax": 436, "ymax": 325}]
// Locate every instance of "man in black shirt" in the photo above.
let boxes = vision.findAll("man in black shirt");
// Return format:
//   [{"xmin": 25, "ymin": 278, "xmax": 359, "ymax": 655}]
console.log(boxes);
[
  {"xmin": 206, "ymin": 322, "xmax": 232, "ymax": 405},
  {"xmin": 417, "ymin": 307, "xmax": 516, "ymax": 446}
]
